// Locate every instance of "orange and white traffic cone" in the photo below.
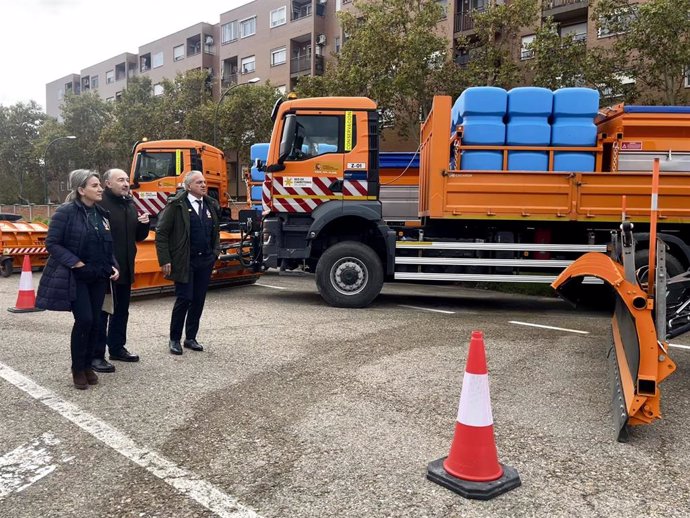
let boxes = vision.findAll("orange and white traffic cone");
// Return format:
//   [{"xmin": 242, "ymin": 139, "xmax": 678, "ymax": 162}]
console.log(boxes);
[
  {"xmin": 427, "ymin": 330, "xmax": 520, "ymax": 500},
  {"xmin": 7, "ymin": 255, "xmax": 44, "ymax": 313}
]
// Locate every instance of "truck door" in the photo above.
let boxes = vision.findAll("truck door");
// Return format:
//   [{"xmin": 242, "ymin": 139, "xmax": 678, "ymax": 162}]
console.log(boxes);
[{"xmin": 270, "ymin": 110, "xmax": 368, "ymax": 213}]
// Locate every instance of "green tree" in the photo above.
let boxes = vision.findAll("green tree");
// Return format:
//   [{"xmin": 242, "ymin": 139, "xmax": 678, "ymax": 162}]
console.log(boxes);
[
  {"xmin": 528, "ymin": 18, "xmax": 626, "ymax": 104},
  {"xmin": 459, "ymin": 0, "xmax": 539, "ymax": 88},
  {"xmin": 100, "ymin": 76, "xmax": 165, "ymax": 167},
  {"xmin": 159, "ymin": 69, "xmax": 215, "ymax": 142},
  {"xmin": 296, "ymin": 0, "xmax": 462, "ymax": 136},
  {"xmin": 60, "ymin": 91, "xmax": 114, "ymax": 170},
  {"xmin": 0, "ymin": 102, "xmax": 46, "ymax": 203},
  {"xmin": 214, "ymin": 83, "xmax": 283, "ymax": 164},
  {"xmin": 593, "ymin": 0, "xmax": 690, "ymax": 104}
]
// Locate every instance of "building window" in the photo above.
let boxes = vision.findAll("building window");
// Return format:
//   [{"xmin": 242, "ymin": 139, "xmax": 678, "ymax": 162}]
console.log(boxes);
[
  {"xmin": 271, "ymin": 6, "xmax": 287, "ymax": 27},
  {"xmin": 91, "ymin": 75, "xmax": 99, "ymax": 89},
  {"xmin": 561, "ymin": 22, "xmax": 587, "ymax": 43},
  {"xmin": 241, "ymin": 55, "xmax": 256, "ymax": 74},
  {"xmin": 222, "ymin": 20, "xmax": 238, "ymax": 43},
  {"xmin": 173, "ymin": 44, "xmax": 184, "ymax": 61},
  {"xmin": 520, "ymin": 35, "xmax": 535, "ymax": 60},
  {"xmin": 152, "ymin": 51, "xmax": 164, "ymax": 68},
  {"xmin": 153, "ymin": 84, "xmax": 164, "ymax": 96},
  {"xmin": 598, "ymin": 7, "xmax": 636, "ymax": 39},
  {"xmin": 240, "ymin": 16, "xmax": 256, "ymax": 38},
  {"xmin": 271, "ymin": 47, "xmax": 287, "ymax": 66},
  {"xmin": 106, "ymin": 70, "xmax": 115, "ymax": 84},
  {"xmin": 335, "ymin": 36, "xmax": 341, "ymax": 53}
]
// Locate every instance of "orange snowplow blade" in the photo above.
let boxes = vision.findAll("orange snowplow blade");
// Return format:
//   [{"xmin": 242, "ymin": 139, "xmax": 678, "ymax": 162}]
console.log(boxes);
[
  {"xmin": 551, "ymin": 252, "xmax": 676, "ymax": 441},
  {"xmin": 0, "ymin": 220, "xmax": 49, "ymax": 276},
  {"xmin": 132, "ymin": 231, "xmax": 259, "ymax": 296}
]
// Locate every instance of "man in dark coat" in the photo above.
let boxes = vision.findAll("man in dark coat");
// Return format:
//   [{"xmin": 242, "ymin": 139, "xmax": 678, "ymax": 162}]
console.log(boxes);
[
  {"xmin": 155, "ymin": 170, "xmax": 220, "ymax": 355},
  {"xmin": 92, "ymin": 168, "xmax": 150, "ymax": 372}
]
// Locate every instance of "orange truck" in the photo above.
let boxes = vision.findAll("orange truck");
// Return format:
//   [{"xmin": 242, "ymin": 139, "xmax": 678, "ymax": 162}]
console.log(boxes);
[
  {"xmin": 256, "ymin": 92, "xmax": 690, "ymax": 308},
  {"xmin": 127, "ymin": 139, "xmax": 259, "ymax": 294},
  {"xmin": 255, "ymin": 90, "xmax": 690, "ymax": 439}
]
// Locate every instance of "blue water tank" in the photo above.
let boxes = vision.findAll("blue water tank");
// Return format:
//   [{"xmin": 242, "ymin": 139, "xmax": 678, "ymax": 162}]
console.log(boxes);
[
  {"xmin": 457, "ymin": 87, "xmax": 507, "ymax": 170},
  {"xmin": 250, "ymin": 185, "xmax": 262, "ymax": 202},
  {"xmin": 451, "ymin": 96, "xmax": 463, "ymax": 135},
  {"xmin": 551, "ymin": 88, "xmax": 599, "ymax": 171},
  {"xmin": 250, "ymin": 143, "xmax": 270, "ymax": 181},
  {"xmin": 506, "ymin": 87, "xmax": 553, "ymax": 171}
]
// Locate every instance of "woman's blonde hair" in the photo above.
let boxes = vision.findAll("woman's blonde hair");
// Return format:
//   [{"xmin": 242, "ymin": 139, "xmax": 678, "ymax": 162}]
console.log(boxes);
[{"xmin": 65, "ymin": 169, "xmax": 100, "ymax": 203}]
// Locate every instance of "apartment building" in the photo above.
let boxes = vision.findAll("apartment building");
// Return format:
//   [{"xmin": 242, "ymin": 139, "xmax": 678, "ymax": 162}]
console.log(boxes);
[
  {"xmin": 138, "ymin": 22, "xmax": 219, "ymax": 96},
  {"xmin": 45, "ymin": 0, "xmax": 360, "ymax": 119}
]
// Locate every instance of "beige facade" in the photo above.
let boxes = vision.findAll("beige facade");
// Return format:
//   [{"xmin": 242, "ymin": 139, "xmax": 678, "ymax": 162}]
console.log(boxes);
[
  {"xmin": 45, "ymin": 74, "xmax": 81, "ymax": 121},
  {"xmin": 138, "ymin": 22, "xmax": 219, "ymax": 96}
]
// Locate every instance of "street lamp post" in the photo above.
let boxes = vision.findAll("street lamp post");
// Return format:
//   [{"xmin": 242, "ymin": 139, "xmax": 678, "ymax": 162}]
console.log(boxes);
[
  {"xmin": 213, "ymin": 77, "xmax": 260, "ymax": 148},
  {"xmin": 43, "ymin": 135, "xmax": 77, "ymax": 204}
]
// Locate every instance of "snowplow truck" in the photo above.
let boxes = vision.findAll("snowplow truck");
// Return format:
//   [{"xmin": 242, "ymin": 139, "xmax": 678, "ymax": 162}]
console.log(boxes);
[{"xmin": 254, "ymin": 87, "xmax": 690, "ymax": 309}]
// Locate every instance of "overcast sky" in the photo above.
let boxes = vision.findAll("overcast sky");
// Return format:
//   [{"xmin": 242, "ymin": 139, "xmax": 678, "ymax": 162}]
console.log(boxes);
[{"xmin": 0, "ymin": 0, "xmax": 249, "ymax": 110}]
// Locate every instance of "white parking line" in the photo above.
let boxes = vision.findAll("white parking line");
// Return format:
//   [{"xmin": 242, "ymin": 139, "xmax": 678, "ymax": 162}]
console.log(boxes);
[
  {"xmin": 0, "ymin": 362, "xmax": 261, "ymax": 518},
  {"xmin": 668, "ymin": 343, "xmax": 690, "ymax": 351},
  {"xmin": 509, "ymin": 321, "xmax": 590, "ymax": 334},
  {"xmin": 0, "ymin": 433, "xmax": 62, "ymax": 499},
  {"xmin": 255, "ymin": 283, "xmax": 287, "ymax": 290},
  {"xmin": 398, "ymin": 304, "xmax": 455, "ymax": 314}
]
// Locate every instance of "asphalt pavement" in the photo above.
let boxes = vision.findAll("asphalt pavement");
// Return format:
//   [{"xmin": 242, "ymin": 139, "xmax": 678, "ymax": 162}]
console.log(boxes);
[{"xmin": 0, "ymin": 271, "xmax": 689, "ymax": 517}]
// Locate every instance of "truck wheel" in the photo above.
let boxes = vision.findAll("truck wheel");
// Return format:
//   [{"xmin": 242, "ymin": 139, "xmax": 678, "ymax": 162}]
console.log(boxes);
[
  {"xmin": 0, "ymin": 258, "xmax": 13, "ymax": 277},
  {"xmin": 634, "ymin": 249, "xmax": 685, "ymax": 281},
  {"xmin": 315, "ymin": 241, "xmax": 383, "ymax": 308}
]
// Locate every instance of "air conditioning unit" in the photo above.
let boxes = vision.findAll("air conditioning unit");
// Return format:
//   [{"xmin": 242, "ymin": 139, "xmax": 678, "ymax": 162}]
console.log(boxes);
[
  {"xmin": 316, "ymin": 34, "xmax": 326, "ymax": 45},
  {"xmin": 205, "ymin": 36, "xmax": 214, "ymax": 46}
]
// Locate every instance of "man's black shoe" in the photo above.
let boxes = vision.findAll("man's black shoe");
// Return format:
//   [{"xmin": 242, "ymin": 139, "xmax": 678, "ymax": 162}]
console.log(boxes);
[
  {"xmin": 110, "ymin": 348, "xmax": 140, "ymax": 362},
  {"xmin": 183, "ymin": 339, "xmax": 204, "ymax": 352},
  {"xmin": 169, "ymin": 340, "xmax": 183, "ymax": 355},
  {"xmin": 91, "ymin": 358, "xmax": 115, "ymax": 373}
]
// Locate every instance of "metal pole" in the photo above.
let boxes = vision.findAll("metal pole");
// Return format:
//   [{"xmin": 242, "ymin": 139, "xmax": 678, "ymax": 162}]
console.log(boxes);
[
  {"xmin": 213, "ymin": 77, "xmax": 260, "ymax": 148},
  {"xmin": 43, "ymin": 136, "xmax": 77, "ymax": 204}
]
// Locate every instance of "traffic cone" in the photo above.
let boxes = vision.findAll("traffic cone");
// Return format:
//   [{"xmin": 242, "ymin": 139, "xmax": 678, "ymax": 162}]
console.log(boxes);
[
  {"xmin": 7, "ymin": 255, "xmax": 44, "ymax": 313},
  {"xmin": 427, "ymin": 330, "xmax": 520, "ymax": 500}
]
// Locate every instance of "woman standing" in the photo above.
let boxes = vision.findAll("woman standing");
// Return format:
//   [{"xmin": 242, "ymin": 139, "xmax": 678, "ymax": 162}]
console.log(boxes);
[{"xmin": 37, "ymin": 169, "xmax": 119, "ymax": 389}]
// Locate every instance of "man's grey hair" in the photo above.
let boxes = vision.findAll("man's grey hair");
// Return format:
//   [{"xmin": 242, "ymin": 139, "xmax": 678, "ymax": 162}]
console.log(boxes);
[
  {"xmin": 103, "ymin": 168, "xmax": 127, "ymax": 184},
  {"xmin": 65, "ymin": 169, "xmax": 100, "ymax": 203},
  {"xmin": 183, "ymin": 170, "xmax": 204, "ymax": 190}
]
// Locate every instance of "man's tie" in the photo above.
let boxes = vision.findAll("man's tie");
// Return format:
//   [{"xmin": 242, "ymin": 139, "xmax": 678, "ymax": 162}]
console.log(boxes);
[{"xmin": 195, "ymin": 199, "xmax": 202, "ymax": 216}]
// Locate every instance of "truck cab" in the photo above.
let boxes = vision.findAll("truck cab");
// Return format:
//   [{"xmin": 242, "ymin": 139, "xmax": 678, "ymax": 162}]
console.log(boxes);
[{"xmin": 129, "ymin": 139, "xmax": 228, "ymax": 217}]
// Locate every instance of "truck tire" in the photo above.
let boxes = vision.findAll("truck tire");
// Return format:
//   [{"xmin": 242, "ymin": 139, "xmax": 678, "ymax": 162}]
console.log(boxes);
[
  {"xmin": 315, "ymin": 241, "xmax": 383, "ymax": 308},
  {"xmin": 634, "ymin": 249, "xmax": 685, "ymax": 281},
  {"xmin": 0, "ymin": 258, "xmax": 12, "ymax": 277}
]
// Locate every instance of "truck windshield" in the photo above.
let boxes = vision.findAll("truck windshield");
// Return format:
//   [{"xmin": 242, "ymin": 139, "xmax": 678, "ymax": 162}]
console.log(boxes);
[
  {"xmin": 284, "ymin": 115, "xmax": 344, "ymax": 161},
  {"xmin": 133, "ymin": 152, "xmax": 177, "ymax": 182}
]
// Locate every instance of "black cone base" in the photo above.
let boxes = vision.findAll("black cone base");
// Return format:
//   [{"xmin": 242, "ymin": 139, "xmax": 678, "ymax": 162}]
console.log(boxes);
[{"xmin": 427, "ymin": 457, "xmax": 521, "ymax": 501}]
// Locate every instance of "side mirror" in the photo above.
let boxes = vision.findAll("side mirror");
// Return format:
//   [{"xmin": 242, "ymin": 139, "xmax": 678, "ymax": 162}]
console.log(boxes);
[
  {"xmin": 266, "ymin": 163, "xmax": 286, "ymax": 173},
  {"xmin": 279, "ymin": 114, "xmax": 297, "ymax": 164}
]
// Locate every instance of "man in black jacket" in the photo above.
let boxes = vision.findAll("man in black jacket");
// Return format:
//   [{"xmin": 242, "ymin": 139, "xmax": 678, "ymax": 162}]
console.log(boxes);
[{"xmin": 92, "ymin": 168, "xmax": 150, "ymax": 372}]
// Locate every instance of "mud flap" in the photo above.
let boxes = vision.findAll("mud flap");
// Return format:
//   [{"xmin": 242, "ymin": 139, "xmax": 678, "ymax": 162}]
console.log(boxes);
[{"xmin": 552, "ymin": 253, "xmax": 676, "ymax": 441}]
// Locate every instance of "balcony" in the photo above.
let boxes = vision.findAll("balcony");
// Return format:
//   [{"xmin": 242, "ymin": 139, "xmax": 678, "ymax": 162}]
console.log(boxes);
[
  {"xmin": 291, "ymin": 55, "xmax": 312, "ymax": 74},
  {"xmin": 542, "ymin": 0, "xmax": 588, "ymax": 22},
  {"xmin": 292, "ymin": 1, "xmax": 312, "ymax": 21},
  {"xmin": 221, "ymin": 74, "xmax": 238, "ymax": 88},
  {"xmin": 454, "ymin": 7, "xmax": 485, "ymax": 33}
]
